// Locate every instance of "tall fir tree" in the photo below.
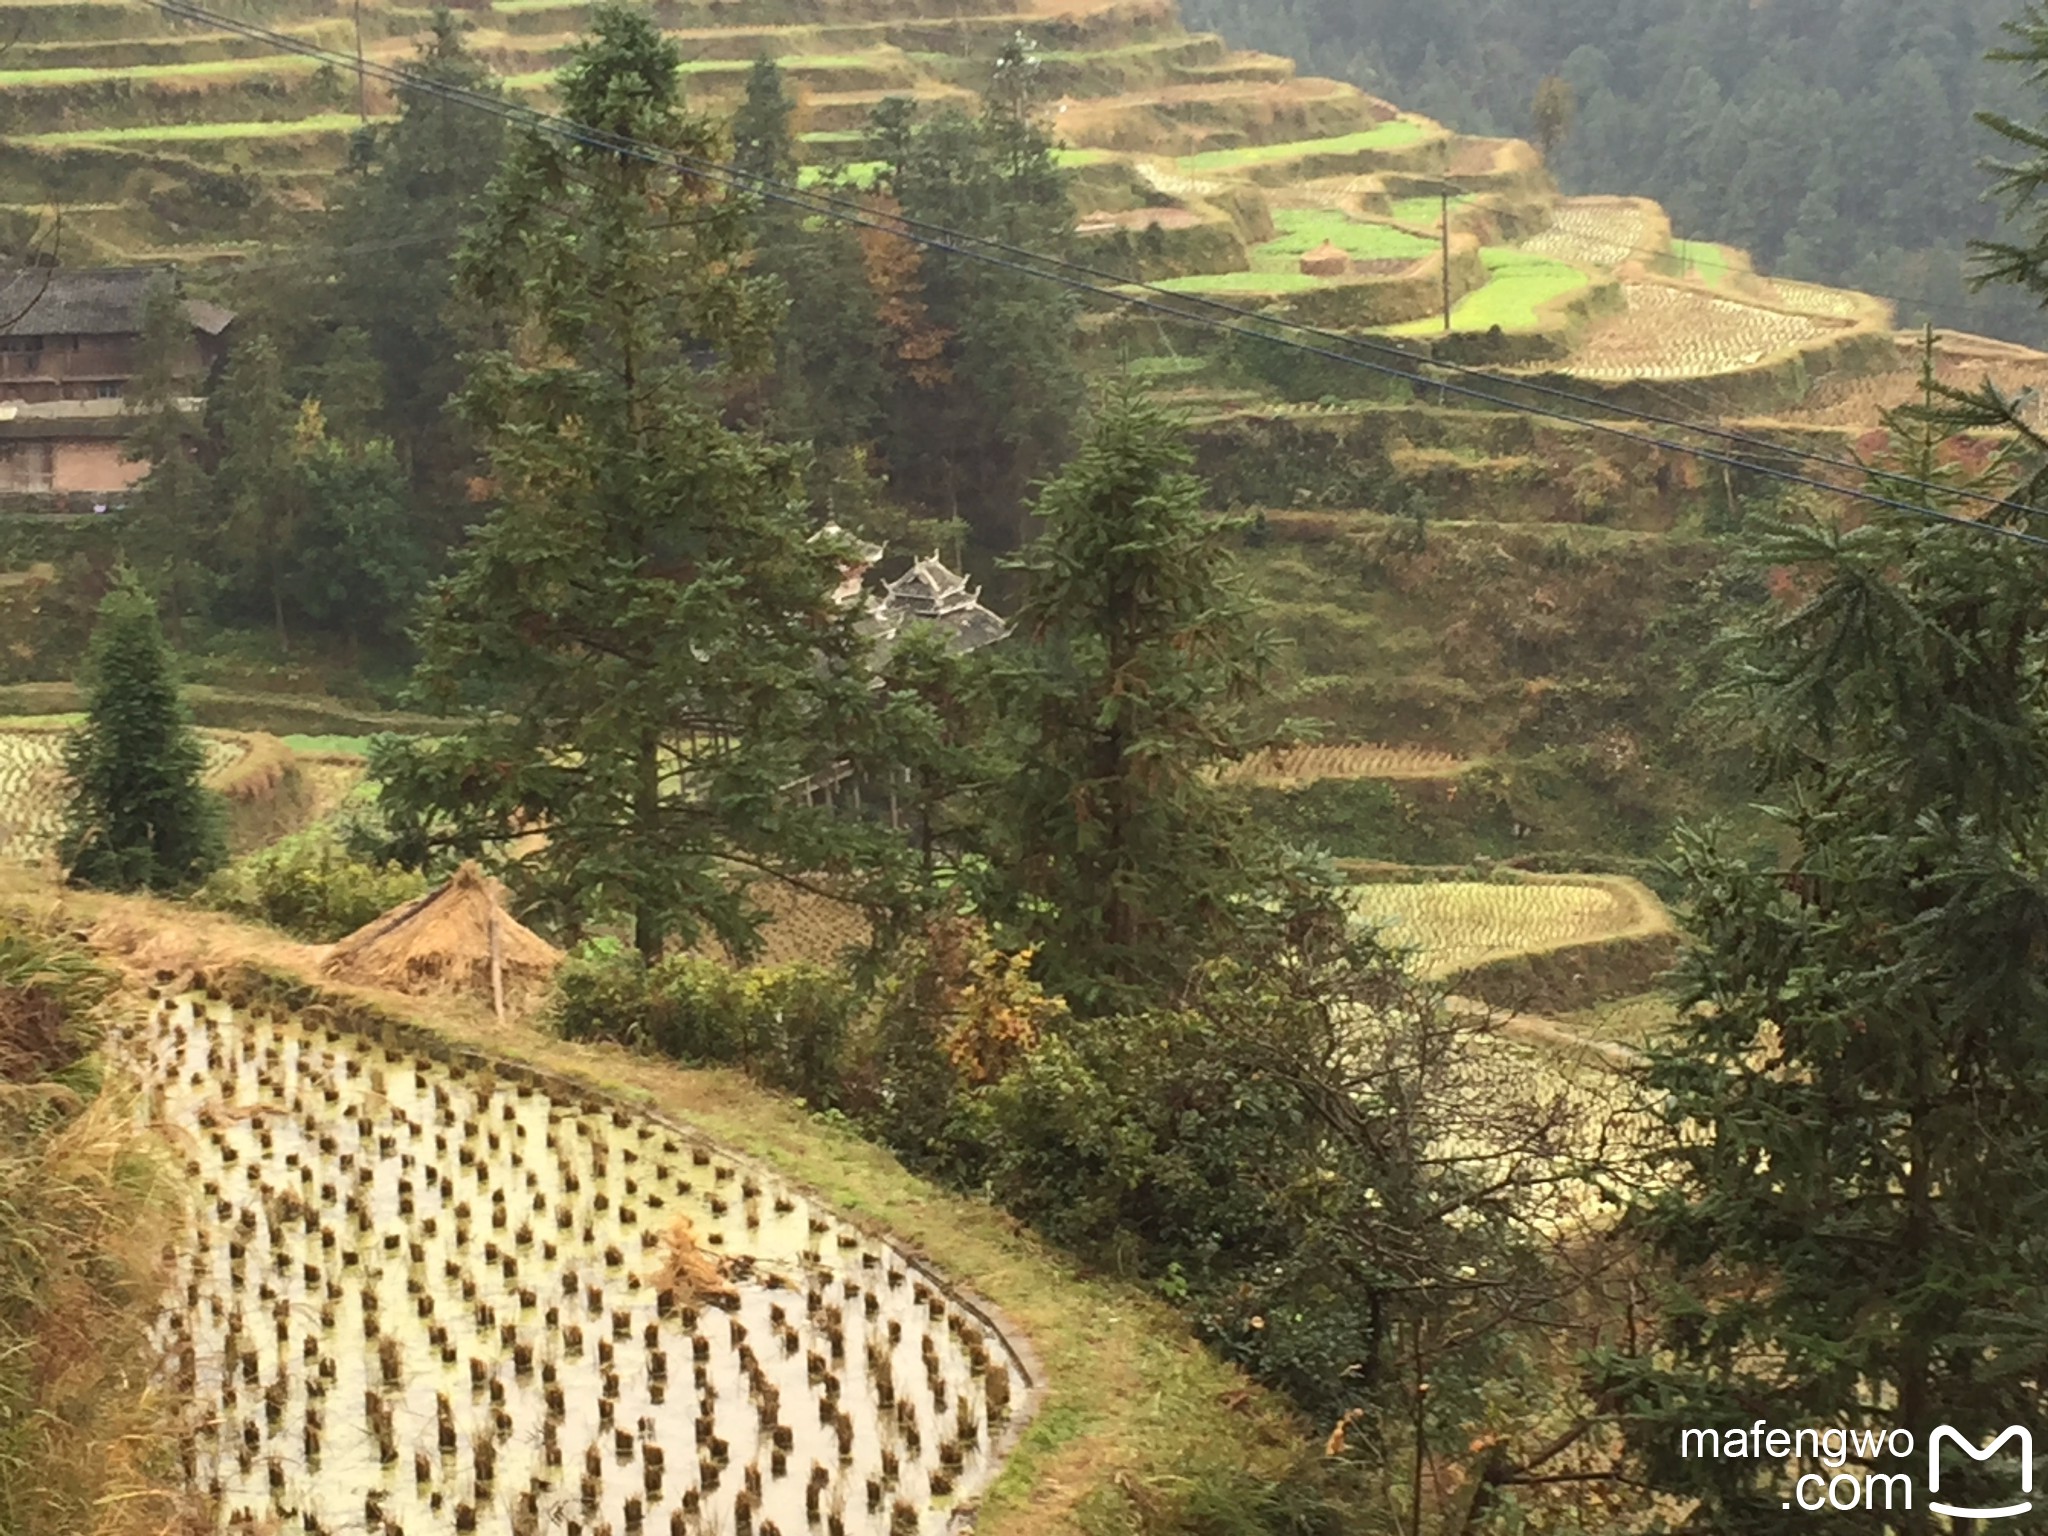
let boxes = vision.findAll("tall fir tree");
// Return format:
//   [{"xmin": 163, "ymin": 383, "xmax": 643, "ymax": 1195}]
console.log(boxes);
[
  {"xmin": 119, "ymin": 273, "xmax": 217, "ymax": 638},
  {"xmin": 372, "ymin": 4, "xmax": 898, "ymax": 960},
  {"xmin": 324, "ymin": 7, "xmax": 505, "ymax": 524},
  {"xmin": 58, "ymin": 571, "xmax": 224, "ymax": 892},
  {"xmin": 990, "ymin": 383, "xmax": 1284, "ymax": 1011},
  {"xmin": 1595, "ymin": 364, "xmax": 2048, "ymax": 1532},
  {"xmin": 869, "ymin": 66, "xmax": 1084, "ymax": 553}
]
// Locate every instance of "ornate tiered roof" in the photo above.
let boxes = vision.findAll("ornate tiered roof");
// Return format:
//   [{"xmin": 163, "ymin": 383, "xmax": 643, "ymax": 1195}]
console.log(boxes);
[{"xmin": 861, "ymin": 551, "xmax": 1008, "ymax": 655}]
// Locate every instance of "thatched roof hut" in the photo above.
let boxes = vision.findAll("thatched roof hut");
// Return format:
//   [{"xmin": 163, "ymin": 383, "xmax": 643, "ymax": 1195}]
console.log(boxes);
[
  {"xmin": 323, "ymin": 862, "xmax": 561, "ymax": 1014},
  {"xmin": 1299, "ymin": 240, "xmax": 1352, "ymax": 277}
]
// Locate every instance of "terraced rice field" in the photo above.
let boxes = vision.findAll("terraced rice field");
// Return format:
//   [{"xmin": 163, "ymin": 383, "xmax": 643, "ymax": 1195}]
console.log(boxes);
[
  {"xmin": 119, "ymin": 993, "xmax": 1027, "ymax": 1533},
  {"xmin": 1348, "ymin": 877, "xmax": 1652, "ymax": 976},
  {"xmin": 1177, "ymin": 121, "xmax": 1429, "ymax": 173},
  {"xmin": 1388, "ymin": 193, "xmax": 1474, "ymax": 226},
  {"xmin": 737, "ymin": 884, "xmax": 872, "ymax": 969},
  {"xmin": 1153, "ymin": 269, "xmax": 1327, "ymax": 294},
  {"xmin": 1249, "ymin": 208, "xmax": 1435, "ymax": 271},
  {"xmin": 1520, "ymin": 200, "xmax": 1651, "ymax": 271},
  {"xmin": 1786, "ymin": 342, "xmax": 2048, "ymax": 429},
  {"xmin": 1226, "ymin": 742, "xmax": 1468, "ymax": 785},
  {"xmin": 1384, "ymin": 247, "xmax": 1589, "ymax": 335},
  {"xmin": 1766, "ymin": 279, "xmax": 1870, "ymax": 319},
  {"xmin": 0, "ymin": 727, "xmax": 250, "ymax": 862},
  {"xmin": 20, "ymin": 112, "xmax": 378, "ymax": 145},
  {"xmin": 1667, "ymin": 239, "xmax": 1749, "ymax": 291},
  {"xmin": 1564, "ymin": 283, "xmax": 1831, "ymax": 380},
  {"xmin": 1130, "ymin": 161, "xmax": 1224, "ymax": 199}
]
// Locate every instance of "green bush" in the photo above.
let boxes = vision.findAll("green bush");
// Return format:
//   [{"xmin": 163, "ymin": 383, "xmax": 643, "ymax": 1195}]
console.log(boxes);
[
  {"xmin": 197, "ymin": 824, "xmax": 427, "ymax": 941},
  {"xmin": 546, "ymin": 944, "xmax": 857, "ymax": 1108}
]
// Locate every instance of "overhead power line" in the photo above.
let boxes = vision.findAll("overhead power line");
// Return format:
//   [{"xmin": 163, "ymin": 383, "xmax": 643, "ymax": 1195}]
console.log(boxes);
[{"xmin": 136, "ymin": 0, "xmax": 2048, "ymax": 548}]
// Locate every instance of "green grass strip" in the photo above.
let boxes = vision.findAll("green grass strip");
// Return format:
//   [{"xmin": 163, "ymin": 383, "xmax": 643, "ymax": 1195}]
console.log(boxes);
[
  {"xmin": 0, "ymin": 53, "xmax": 321, "ymax": 85},
  {"xmin": 1669, "ymin": 238, "xmax": 1744, "ymax": 289},
  {"xmin": 1390, "ymin": 193, "xmax": 1472, "ymax": 224},
  {"xmin": 1178, "ymin": 121, "xmax": 1430, "ymax": 173},
  {"xmin": 1382, "ymin": 246, "xmax": 1588, "ymax": 335},
  {"xmin": 1152, "ymin": 269, "xmax": 1325, "ymax": 294},
  {"xmin": 798, "ymin": 160, "xmax": 886, "ymax": 189},
  {"xmin": 1249, "ymin": 207, "xmax": 1435, "ymax": 272},
  {"xmin": 21, "ymin": 112, "xmax": 375, "ymax": 145}
]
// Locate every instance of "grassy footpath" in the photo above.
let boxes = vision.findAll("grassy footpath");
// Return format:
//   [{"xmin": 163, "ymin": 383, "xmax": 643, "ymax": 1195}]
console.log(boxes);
[
  {"xmin": 6, "ymin": 879, "xmax": 1332, "ymax": 1534},
  {"xmin": 1178, "ymin": 121, "xmax": 1427, "ymax": 173}
]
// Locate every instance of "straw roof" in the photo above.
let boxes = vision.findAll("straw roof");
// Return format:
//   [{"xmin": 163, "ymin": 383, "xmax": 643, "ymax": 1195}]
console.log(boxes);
[
  {"xmin": 1299, "ymin": 240, "xmax": 1352, "ymax": 277},
  {"xmin": 323, "ymin": 861, "xmax": 561, "ymax": 1000}
]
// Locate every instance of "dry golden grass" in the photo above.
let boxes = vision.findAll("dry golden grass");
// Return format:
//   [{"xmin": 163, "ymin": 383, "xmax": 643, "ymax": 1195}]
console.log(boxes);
[
  {"xmin": 719, "ymin": 880, "xmax": 873, "ymax": 968},
  {"xmin": 0, "ymin": 921, "xmax": 203, "ymax": 1536},
  {"xmin": 1520, "ymin": 196, "xmax": 1658, "ymax": 271},
  {"xmin": 1565, "ymin": 282, "xmax": 1834, "ymax": 380},
  {"xmin": 0, "ymin": 727, "xmax": 272, "ymax": 864},
  {"xmin": 1224, "ymin": 741, "xmax": 1470, "ymax": 786},
  {"xmin": 1350, "ymin": 873, "xmax": 1672, "ymax": 977}
]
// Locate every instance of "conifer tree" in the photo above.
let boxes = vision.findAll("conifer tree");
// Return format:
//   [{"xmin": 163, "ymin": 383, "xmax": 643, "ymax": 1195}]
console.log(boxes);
[
  {"xmin": 120, "ymin": 274, "xmax": 217, "ymax": 638},
  {"xmin": 58, "ymin": 571, "xmax": 224, "ymax": 891},
  {"xmin": 372, "ymin": 5, "xmax": 896, "ymax": 960},
  {"xmin": 991, "ymin": 383, "xmax": 1283, "ymax": 1011},
  {"xmin": 211, "ymin": 332, "xmax": 301, "ymax": 649},
  {"xmin": 731, "ymin": 55, "xmax": 798, "ymax": 189},
  {"xmin": 325, "ymin": 7, "xmax": 504, "ymax": 513},
  {"xmin": 1595, "ymin": 364, "xmax": 2048, "ymax": 1531}
]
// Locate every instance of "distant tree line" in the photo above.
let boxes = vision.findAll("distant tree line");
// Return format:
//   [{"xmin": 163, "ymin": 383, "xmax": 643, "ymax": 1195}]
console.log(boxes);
[{"xmin": 1179, "ymin": 0, "xmax": 2048, "ymax": 346}]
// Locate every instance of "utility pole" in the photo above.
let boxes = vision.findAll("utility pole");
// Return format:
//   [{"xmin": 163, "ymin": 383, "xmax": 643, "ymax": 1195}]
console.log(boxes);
[
  {"xmin": 353, "ymin": 0, "xmax": 367, "ymax": 123},
  {"xmin": 1440, "ymin": 184, "xmax": 1452, "ymax": 332}
]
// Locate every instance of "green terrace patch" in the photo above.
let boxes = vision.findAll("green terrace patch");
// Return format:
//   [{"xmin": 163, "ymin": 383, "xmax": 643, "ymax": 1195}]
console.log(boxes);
[
  {"xmin": 1390, "ymin": 192, "xmax": 1474, "ymax": 225},
  {"xmin": 1152, "ymin": 269, "xmax": 1327, "ymax": 294},
  {"xmin": 1383, "ymin": 247, "xmax": 1589, "ymax": 335},
  {"xmin": 798, "ymin": 160, "xmax": 886, "ymax": 188},
  {"xmin": 1250, "ymin": 207, "xmax": 1437, "ymax": 270},
  {"xmin": 1669, "ymin": 238, "xmax": 1749, "ymax": 290},
  {"xmin": 20, "ymin": 112, "xmax": 377, "ymax": 144},
  {"xmin": 1178, "ymin": 120, "xmax": 1430, "ymax": 173},
  {"xmin": 0, "ymin": 53, "xmax": 323, "ymax": 85}
]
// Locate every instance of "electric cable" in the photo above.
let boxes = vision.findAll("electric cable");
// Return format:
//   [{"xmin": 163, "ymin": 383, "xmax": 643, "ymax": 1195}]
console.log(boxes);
[{"xmin": 132, "ymin": 0, "xmax": 2048, "ymax": 547}]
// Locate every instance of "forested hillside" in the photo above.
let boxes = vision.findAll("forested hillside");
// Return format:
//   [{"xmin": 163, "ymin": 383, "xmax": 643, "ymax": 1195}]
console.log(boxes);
[{"xmin": 1178, "ymin": 0, "xmax": 2047, "ymax": 345}]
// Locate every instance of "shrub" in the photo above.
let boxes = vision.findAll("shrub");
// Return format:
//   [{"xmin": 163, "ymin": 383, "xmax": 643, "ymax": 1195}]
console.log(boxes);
[
  {"xmin": 197, "ymin": 824, "xmax": 427, "ymax": 941},
  {"xmin": 838, "ymin": 915, "xmax": 1067, "ymax": 1181},
  {"xmin": 547, "ymin": 944, "xmax": 858, "ymax": 1108}
]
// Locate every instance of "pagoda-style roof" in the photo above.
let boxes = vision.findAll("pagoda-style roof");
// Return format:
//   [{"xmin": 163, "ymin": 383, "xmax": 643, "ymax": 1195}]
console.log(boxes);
[
  {"xmin": 861, "ymin": 552, "xmax": 1009, "ymax": 656},
  {"xmin": 883, "ymin": 554, "xmax": 971, "ymax": 616}
]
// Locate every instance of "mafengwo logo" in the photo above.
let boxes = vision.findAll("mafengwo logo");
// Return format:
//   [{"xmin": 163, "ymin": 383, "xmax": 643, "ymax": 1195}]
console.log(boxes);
[
  {"xmin": 1680, "ymin": 1420, "xmax": 2035, "ymax": 1516},
  {"xmin": 1928, "ymin": 1426, "xmax": 2033, "ymax": 1520}
]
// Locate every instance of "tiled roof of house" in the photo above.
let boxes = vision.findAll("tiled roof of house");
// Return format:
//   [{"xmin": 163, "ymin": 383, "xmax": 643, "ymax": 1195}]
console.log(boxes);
[{"xmin": 0, "ymin": 266, "xmax": 234, "ymax": 338}]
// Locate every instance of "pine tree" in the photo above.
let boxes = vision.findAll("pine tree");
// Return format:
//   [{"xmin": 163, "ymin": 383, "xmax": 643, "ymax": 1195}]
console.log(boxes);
[
  {"xmin": 869, "ymin": 76, "xmax": 1083, "ymax": 552},
  {"xmin": 1595, "ymin": 363, "xmax": 2048, "ymax": 1531},
  {"xmin": 119, "ymin": 273, "xmax": 217, "ymax": 638},
  {"xmin": 991, "ymin": 384, "xmax": 1284, "ymax": 1011},
  {"xmin": 1974, "ymin": 4, "xmax": 2048, "ymax": 306},
  {"xmin": 731, "ymin": 55, "xmax": 798, "ymax": 189},
  {"xmin": 58, "ymin": 571, "xmax": 224, "ymax": 892},
  {"xmin": 324, "ymin": 6, "xmax": 505, "ymax": 509},
  {"xmin": 211, "ymin": 332, "xmax": 301, "ymax": 649},
  {"xmin": 372, "ymin": 4, "xmax": 895, "ymax": 961}
]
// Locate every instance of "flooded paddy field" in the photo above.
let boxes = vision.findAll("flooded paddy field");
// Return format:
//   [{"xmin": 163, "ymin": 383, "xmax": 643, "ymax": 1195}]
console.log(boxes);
[{"xmin": 113, "ymin": 990, "xmax": 1030, "ymax": 1535}]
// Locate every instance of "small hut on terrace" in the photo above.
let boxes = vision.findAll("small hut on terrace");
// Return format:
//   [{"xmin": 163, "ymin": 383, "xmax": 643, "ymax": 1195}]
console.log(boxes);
[
  {"xmin": 1299, "ymin": 241, "xmax": 1352, "ymax": 277},
  {"xmin": 323, "ymin": 862, "xmax": 561, "ymax": 1018}
]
